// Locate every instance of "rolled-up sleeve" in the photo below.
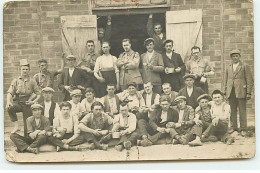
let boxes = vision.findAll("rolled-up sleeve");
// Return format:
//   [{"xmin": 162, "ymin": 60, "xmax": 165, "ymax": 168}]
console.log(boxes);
[
  {"xmin": 80, "ymin": 113, "xmax": 91, "ymax": 126},
  {"xmin": 113, "ymin": 56, "xmax": 119, "ymax": 73},
  {"xmin": 7, "ymin": 79, "xmax": 17, "ymax": 96},
  {"xmin": 94, "ymin": 57, "xmax": 101, "ymax": 73}
]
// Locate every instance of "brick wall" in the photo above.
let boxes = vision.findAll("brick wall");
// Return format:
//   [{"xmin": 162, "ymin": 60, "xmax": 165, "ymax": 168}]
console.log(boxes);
[{"xmin": 3, "ymin": 0, "xmax": 254, "ymax": 115}]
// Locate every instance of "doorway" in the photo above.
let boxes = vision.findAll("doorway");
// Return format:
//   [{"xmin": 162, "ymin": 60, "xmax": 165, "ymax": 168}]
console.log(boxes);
[{"xmin": 97, "ymin": 13, "xmax": 165, "ymax": 57}]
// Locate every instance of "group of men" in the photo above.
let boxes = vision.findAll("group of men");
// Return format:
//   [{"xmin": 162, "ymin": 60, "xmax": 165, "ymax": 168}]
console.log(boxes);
[{"xmin": 6, "ymin": 15, "xmax": 254, "ymax": 154}]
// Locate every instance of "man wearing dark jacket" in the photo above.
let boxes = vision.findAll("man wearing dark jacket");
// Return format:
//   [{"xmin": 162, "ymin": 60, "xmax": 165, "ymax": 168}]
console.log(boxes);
[{"xmin": 161, "ymin": 39, "xmax": 186, "ymax": 92}]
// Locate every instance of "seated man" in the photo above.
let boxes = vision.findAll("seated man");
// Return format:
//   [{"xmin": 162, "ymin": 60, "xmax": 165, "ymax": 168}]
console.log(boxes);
[
  {"xmin": 99, "ymin": 83, "xmax": 120, "ymax": 118},
  {"xmin": 80, "ymin": 87, "xmax": 99, "ymax": 114},
  {"xmin": 137, "ymin": 81, "xmax": 160, "ymax": 120},
  {"xmin": 187, "ymin": 94, "xmax": 217, "ymax": 146},
  {"xmin": 48, "ymin": 102, "xmax": 80, "ymax": 151},
  {"xmin": 170, "ymin": 96, "xmax": 195, "ymax": 145},
  {"xmin": 10, "ymin": 104, "xmax": 52, "ymax": 154},
  {"xmin": 112, "ymin": 103, "xmax": 138, "ymax": 151},
  {"xmin": 68, "ymin": 89, "xmax": 86, "ymax": 120},
  {"xmin": 40, "ymin": 87, "xmax": 60, "ymax": 126},
  {"xmin": 70, "ymin": 101, "xmax": 113, "ymax": 150},
  {"xmin": 202, "ymin": 90, "xmax": 234, "ymax": 145},
  {"xmin": 117, "ymin": 82, "xmax": 145, "ymax": 114},
  {"xmin": 161, "ymin": 83, "xmax": 179, "ymax": 106},
  {"xmin": 144, "ymin": 95, "xmax": 179, "ymax": 146},
  {"xmin": 179, "ymin": 74, "xmax": 205, "ymax": 110}
]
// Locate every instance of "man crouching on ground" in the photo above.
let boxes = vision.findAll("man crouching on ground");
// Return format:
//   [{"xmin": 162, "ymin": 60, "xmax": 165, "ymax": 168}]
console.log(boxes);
[
  {"xmin": 10, "ymin": 104, "xmax": 52, "ymax": 154},
  {"xmin": 112, "ymin": 103, "xmax": 139, "ymax": 151},
  {"xmin": 69, "ymin": 101, "xmax": 113, "ymax": 150},
  {"xmin": 202, "ymin": 90, "xmax": 234, "ymax": 145}
]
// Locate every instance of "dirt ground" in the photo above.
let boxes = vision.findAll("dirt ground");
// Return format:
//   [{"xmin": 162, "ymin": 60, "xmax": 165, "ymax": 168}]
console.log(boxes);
[{"xmin": 5, "ymin": 132, "xmax": 255, "ymax": 163}]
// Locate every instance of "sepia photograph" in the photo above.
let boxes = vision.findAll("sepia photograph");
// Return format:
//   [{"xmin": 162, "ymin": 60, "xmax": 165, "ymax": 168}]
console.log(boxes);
[{"xmin": 3, "ymin": 0, "xmax": 255, "ymax": 163}]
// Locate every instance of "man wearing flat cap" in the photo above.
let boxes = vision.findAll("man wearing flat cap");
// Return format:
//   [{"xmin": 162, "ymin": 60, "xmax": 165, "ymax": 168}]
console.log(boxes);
[
  {"xmin": 187, "ymin": 94, "xmax": 217, "ymax": 146},
  {"xmin": 68, "ymin": 89, "xmax": 86, "ymax": 120},
  {"xmin": 34, "ymin": 57, "xmax": 64, "ymax": 90},
  {"xmin": 186, "ymin": 46, "xmax": 214, "ymax": 93},
  {"xmin": 224, "ymin": 49, "xmax": 253, "ymax": 136},
  {"xmin": 170, "ymin": 96, "xmax": 195, "ymax": 145},
  {"xmin": 6, "ymin": 59, "xmax": 41, "ymax": 135},
  {"xmin": 161, "ymin": 39, "xmax": 186, "ymax": 92},
  {"xmin": 10, "ymin": 104, "xmax": 52, "ymax": 154},
  {"xmin": 179, "ymin": 74, "xmax": 205, "ymax": 109},
  {"xmin": 58, "ymin": 55, "xmax": 91, "ymax": 101},
  {"xmin": 40, "ymin": 87, "xmax": 61, "ymax": 125},
  {"xmin": 140, "ymin": 38, "xmax": 164, "ymax": 94}
]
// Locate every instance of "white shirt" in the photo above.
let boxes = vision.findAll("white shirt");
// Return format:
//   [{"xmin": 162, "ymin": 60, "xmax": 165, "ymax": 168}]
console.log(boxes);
[
  {"xmin": 68, "ymin": 67, "xmax": 75, "ymax": 77},
  {"xmin": 94, "ymin": 54, "xmax": 119, "ymax": 73},
  {"xmin": 187, "ymin": 87, "xmax": 193, "ymax": 97},
  {"xmin": 166, "ymin": 52, "xmax": 172, "ymax": 59},
  {"xmin": 44, "ymin": 101, "xmax": 60, "ymax": 119},
  {"xmin": 178, "ymin": 110, "xmax": 184, "ymax": 123},
  {"xmin": 53, "ymin": 114, "xmax": 80, "ymax": 134},
  {"xmin": 233, "ymin": 63, "xmax": 239, "ymax": 72},
  {"xmin": 68, "ymin": 100, "xmax": 84, "ymax": 119},
  {"xmin": 147, "ymin": 50, "xmax": 154, "ymax": 62},
  {"xmin": 145, "ymin": 93, "xmax": 153, "ymax": 107},
  {"xmin": 80, "ymin": 98, "xmax": 98, "ymax": 113},
  {"xmin": 107, "ymin": 97, "xmax": 118, "ymax": 114},
  {"xmin": 161, "ymin": 111, "xmax": 168, "ymax": 123}
]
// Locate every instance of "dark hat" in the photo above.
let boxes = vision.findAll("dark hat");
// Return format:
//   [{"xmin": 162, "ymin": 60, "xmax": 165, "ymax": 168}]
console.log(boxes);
[
  {"xmin": 70, "ymin": 89, "xmax": 83, "ymax": 97},
  {"xmin": 174, "ymin": 96, "xmax": 187, "ymax": 104},
  {"xmin": 42, "ymin": 87, "xmax": 55, "ymax": 93},
  {"xmin": 159, "ymin": 95, "xmax": 171, "ymax": 103},
  {"xmin": 197, "ymin": 94, "xmax": 212, "ymax": 102},
  {"xmin": 163, "ymin": 39, "xmax": 173, "ymax": 47},
  {"xmin": 144, "ymin": 38, "xmax": 155, "ymax": 46},
  {"xmin": 66, "ymin": 54, "xmax": 76, "ymax": 60},
  {"xmin": 230, "ymin": 49, "xmax": 241, "ymax": 56},
  {"xmin": 183, "ymin": 74, "xmax": 196, "ymax": 80},
  {"xmin": 31, "ymin": 103, "xmax": 43, "ymax": 110},
  {"xmin": 127, "ymin": 82, "xmax": 137, "ymax": 88}
]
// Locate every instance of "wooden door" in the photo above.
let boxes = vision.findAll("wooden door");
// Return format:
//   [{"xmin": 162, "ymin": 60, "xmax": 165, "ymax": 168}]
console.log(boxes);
[
  {"xmin": 61, "ymin": 15, "xmax": 98, "ymax": 64},
  {"xmin": 166, "ymin": 9, "xmax": 202, "ymax": 62}
]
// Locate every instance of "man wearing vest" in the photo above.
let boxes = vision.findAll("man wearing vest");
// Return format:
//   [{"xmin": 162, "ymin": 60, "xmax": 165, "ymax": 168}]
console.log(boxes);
[
  {"xmin": 99, "ymin": 83, "xmax": 120, "ymax": 118},
  {"xmin": 178, "ymin": 74, "xmax": 205, "ymax": 110},
  {"xmin": 136, "ymin": 82, "xmax": 160, "ymax": 147},
  {"xmin": 40, "ymin": 87, "xmax": 60, "ymax": 126}
]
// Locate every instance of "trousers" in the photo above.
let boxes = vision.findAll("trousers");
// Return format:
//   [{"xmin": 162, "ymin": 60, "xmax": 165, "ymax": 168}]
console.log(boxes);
[
  {"xmin": 203, "ymin": 120, "xmax": 230, "ymax": 143},
  {"xmin": 48, "ymin": 133, "xmax": 74, "ymax": 148}
]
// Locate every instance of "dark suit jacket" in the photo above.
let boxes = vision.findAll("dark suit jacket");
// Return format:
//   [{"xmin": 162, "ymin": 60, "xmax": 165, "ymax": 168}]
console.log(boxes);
[
  {"xmin": 149, "ymin": 107, "xmax": 179, "ymax": 131},
  {"xmin": 161, "ymin": 51, "xmax": 186, "ymax": 91},
  {"xmin": 173, "ymin": 105, "xmax": 195, "ymax": 127},
  {"xmin": 224, "ymin": 62, "xmax": 253, "ymax": 98},
  {"xmin": 178, "ymin": 86, "xmax": 205, "ymax": 109}
]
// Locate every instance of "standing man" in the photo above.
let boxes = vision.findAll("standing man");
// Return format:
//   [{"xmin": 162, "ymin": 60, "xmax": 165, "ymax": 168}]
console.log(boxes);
[
  {"xmin": 34, "ymin": 57, "xmax": 64, "ymax": 90},
  {"xmin": 179, "ymin": 74, "xmax": 205, "ymax": 110},
  {"xmin": 78, "ymin": 40, "xmax": 101, "ymax": 97},
  {"xmin": 146, "ymin": 14, "xmax": 166, "ymax": 54},
  {"xmin": 58, "ymin": 55, "xmax": 90, "ymax": 101},
  {"xmin": 117, "ymin": 39, "xmax": 143, "ymax": 91},
  {"xmin": 10, "ymin": 104, "xmax": 52, "ymax": 154},
  {"xmin": 140, "ymin": 38, "xmax": 164, "ymax": 94},
  {"xmin": 6, "ymin": 59, "xmax": 41, "ymax": 135},
  {"xmin": 224, "ymin": 49, "xmax": 253, "ymax": 135},
  {"xmin": 186, "ymin": 46, "xmax": 214, "ymax": 93},
  {"xmin": 161, "ymin": 39, "xmax": 186, "ymax": 92},
  {"xmin": 40, "ymin": 87, "xmax": 60, "ymax": 126},
  {"xmin": 97, "ymin": 16, "xmax": 112, "ymax": 54}
]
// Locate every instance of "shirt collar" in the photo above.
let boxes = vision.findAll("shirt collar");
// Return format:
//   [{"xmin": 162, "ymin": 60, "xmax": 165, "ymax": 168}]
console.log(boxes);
[
  {"xmin": 18, "ymin": 76, "xmax": 29, "ymax": 82},
  {"xmin": 192, "ymin": 56, "xmax": 201, "ymax": 62}
]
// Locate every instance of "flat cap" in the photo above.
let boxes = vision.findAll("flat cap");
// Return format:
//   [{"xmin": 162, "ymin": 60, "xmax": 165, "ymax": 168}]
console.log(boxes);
[
  {"xmin": 230, "ymin": 49, "xmax": 241, "ymax": 56},
  {"xmin": 127, "ymin": 82, "xmax": 137, "ymax": 88},
  {"xmin": 70, "ymin": 89, "xmax": 82, "ymax": 97},
  {"xmin": 163, "ymin": 39, "xmax": 174, "ymax": 46},
  {"xmin": 183, "ymin": 74, "xmax": 196, "ymax": 80},
  {"xmin": 197, "ymin": 94, "xmax": 212, "ymax": 102},
  {"xmin": 31, "ymin": 103, "xmax": 43, "ymax": 110},
  {"xmin": 174, "ymin": 96, "xmax": 187, "ymax": 104},
  {"xmin": 42, "ymin": 87, "xmax": 55, "ymax": 93},
  {"xmin": 20, "ymin": 59, "xmax": 29, "ymax": 66},
  {"xmin": 159, "ymin": 94, "xmax": 171, "ymax": 103},
  {"xmin": 66, "ymin": 54, "xmax": 76, "ymax": 60},
  {"xmin": 144, "ymin": 38, "xmax": 154, "ymax": 46}
]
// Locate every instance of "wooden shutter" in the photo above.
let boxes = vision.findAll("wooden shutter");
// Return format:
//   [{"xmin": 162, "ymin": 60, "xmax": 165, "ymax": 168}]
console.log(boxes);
[
  {"xmin": 166, "ymin": 9, "xmax": 202, "ymax": 62},
  {"xmin": 61, "ymin": 15, "xmax": 98, "ymax": 64}
]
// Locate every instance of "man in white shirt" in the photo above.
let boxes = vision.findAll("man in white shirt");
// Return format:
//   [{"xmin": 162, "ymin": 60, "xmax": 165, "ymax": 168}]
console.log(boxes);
[
  {"xmin": 68, "ymin": 89, "xmax": 86, "ymax": 120},
  {"xmin": 202, "ymin": 90, "xmax": 234, "ymax": 145},
  {"xmin": 40, "ymin": 87, "xmax": 60, "ymax": 126},
  {"xmin": 112, "ymin": 103, "xmax": 138, "ymax": 151},
  {"xmin": 81, "ymin": 87, "xmax": 98, "ymax": 114}
]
